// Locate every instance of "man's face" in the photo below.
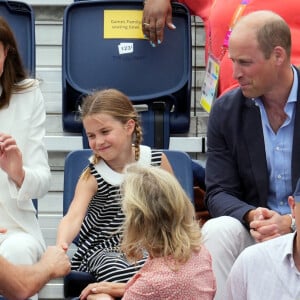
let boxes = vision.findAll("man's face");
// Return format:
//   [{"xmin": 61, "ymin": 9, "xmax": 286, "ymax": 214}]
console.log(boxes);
[{"xmin": 228, "ymin": 29, "xmax": 277, "ymax": 99}]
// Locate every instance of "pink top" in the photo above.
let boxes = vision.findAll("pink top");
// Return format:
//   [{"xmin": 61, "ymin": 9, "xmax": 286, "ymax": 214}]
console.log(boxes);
[
  {"xmin": 179, "ymin": 0, "xmax": 300, "ymax": 96},
  {"xmin": 122, "ymin": 246, "xmax": 216, "ymax": 300}
]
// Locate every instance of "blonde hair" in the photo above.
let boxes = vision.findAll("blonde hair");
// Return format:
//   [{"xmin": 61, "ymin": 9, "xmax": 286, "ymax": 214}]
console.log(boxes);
[
  {"xmin": 121, "ymin": 164, "xmax": 201, "ymax": 266},
  {"xmin": 80, "ymin": 88, "xmax": 143, "ymax": 178}
]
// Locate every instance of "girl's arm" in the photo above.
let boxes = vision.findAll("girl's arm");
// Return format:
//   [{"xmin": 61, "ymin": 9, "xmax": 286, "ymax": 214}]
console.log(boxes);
[
  {"xmin": 56, "ymin": 174, "xmax": 97, "ymax": 250},
  {"xmin": 160, "ymin": 152, "xmax": 174, "ymax": 174}
]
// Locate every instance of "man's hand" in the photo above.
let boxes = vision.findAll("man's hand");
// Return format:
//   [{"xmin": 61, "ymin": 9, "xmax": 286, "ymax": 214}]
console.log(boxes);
[
  {"xmin": 142, "ymin": 0, "xmax": 175, "ymax": 45},
  {"xmin": 249, "ymin": 207, "xmax": 291, "ymax": 242},
  {"xmin": 40, "ymin": 246, "xmax": 71, "ymax": 278}
]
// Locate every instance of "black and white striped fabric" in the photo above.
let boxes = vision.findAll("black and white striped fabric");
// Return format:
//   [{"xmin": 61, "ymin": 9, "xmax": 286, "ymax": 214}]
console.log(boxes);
[{"xmin": 71, "ymin": 146, "xmax": 162, "ymax": 282}]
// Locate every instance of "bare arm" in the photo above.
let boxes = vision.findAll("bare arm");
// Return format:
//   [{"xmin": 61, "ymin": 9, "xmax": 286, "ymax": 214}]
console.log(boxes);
[
  {"xmin": 56, "ymin": 174, "xmax": 97, "ymax": 250},
  {"xmin": 0, "ymin": 246, "xmax": 70, "ymax": 300},
  {"xmin": 160, "ymin": 152, "xmax": 174, "ymax": 174}
]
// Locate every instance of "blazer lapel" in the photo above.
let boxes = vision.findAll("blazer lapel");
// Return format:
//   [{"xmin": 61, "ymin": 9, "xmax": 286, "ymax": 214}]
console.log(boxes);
[
  {"xmin": 291, "ymin": 78, "xmax": 300, "ymax": 190},
  {"xmin": 243, "ymin": 99, "xmax": 269, "ymax": 206}
]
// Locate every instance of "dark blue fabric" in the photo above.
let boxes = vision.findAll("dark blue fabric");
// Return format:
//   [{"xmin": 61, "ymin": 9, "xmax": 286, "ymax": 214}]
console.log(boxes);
[{"xmin": 192, "ymin": 160, "xmax": 206, "ymax": 191}]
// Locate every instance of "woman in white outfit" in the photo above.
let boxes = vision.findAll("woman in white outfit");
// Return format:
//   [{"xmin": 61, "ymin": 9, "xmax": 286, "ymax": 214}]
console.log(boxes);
[{"xmin": 0, "ymin": 16, "xmax": 51, "ymax": 298}]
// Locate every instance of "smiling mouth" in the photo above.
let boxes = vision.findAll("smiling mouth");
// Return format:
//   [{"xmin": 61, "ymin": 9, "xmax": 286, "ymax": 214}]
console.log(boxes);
[{"xmin": 99, "ymin": 146, "xmax": 110, "ymax": 151}]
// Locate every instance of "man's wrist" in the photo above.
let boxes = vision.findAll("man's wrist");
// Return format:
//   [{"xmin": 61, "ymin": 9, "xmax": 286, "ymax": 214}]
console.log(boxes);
[
  {"xmin": 288, "ymin": 214, "xmax": 296, "ymax": 232},
  {"xmin": 244, "ymin": 209, "xmax": 255, "ymax": 226}
]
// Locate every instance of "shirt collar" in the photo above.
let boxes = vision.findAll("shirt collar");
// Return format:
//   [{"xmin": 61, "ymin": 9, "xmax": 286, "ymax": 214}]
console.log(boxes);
[
  {"xmin": 253, "ymin": 65, "xmax": 298, "ymax": 106},
  {"xmin": 285, "ymin": 232, "xmax": 299, "ymax": 273},
  {"xmin": 287, "ymin": 65, "xmax": 298, "ymax": 104}
]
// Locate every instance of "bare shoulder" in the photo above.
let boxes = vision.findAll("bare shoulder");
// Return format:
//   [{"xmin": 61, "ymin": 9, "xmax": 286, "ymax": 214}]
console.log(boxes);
[{"xmin": 160, "ymin": 152, "xmax": 173, "ymax": 174}]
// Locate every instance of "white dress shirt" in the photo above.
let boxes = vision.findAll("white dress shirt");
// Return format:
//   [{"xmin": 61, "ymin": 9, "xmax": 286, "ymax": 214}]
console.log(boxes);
[{"xmin": 226, "ymin": 232, "xmax": 300, "ymax": 300}]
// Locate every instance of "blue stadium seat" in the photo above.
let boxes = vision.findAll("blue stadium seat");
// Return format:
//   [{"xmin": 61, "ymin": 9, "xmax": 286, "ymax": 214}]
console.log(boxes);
[
  {"xmin": 62, "ymin": 148, "xmax": 194, "ymax": 297},
  {"xmin": 0, "ymin": 0, "xmax": 35, "ymax": 77},
  {"xmin": 62, "ymin": 0, "xmax": 191, "ymax": 149}
]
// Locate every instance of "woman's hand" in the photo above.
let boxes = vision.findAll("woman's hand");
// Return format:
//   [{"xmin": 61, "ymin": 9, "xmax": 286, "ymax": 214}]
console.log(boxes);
[
  {"xmin": 80, "ymin": 282, "xmax": 126, "ymax": 300},
  {"xmin": 249, "ymin": 207, "xmax": 291, "ymax": 242},
  {"xmin": 0, "ymin": 133, "xmax": 25, "ymax": 187},
  {"xmin": 0, "ymin": 228, "xmax": 7, "ymax": 234},
  {"xmin": 142, "ymin": 0, "xmax": 175, "ymax": 45}
]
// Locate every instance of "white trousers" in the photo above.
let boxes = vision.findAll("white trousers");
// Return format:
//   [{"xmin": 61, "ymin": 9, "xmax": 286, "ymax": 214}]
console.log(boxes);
[
  {"xmin": 0, "ymin": 232, "xmax": 44, "ymax": 300},
  {"xmin": 202, "ymin": 216, "xmax": 255, "ymax": 300},
  {"xmin": 0, "ymin": 231, "xmax": 43, "ymax": 263}
]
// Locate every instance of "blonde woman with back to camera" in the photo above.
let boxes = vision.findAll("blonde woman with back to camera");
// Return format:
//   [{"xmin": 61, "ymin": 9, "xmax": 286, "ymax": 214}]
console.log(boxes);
[{"xmin": 80, "ymin": 164, "xmax": 216, "ymax": 300}]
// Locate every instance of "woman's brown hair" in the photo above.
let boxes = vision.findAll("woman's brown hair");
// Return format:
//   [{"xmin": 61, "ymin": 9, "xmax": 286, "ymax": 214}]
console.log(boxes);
[{"xmin": 0, "ymin": 16, "xmax": 28, "ymax": 109}]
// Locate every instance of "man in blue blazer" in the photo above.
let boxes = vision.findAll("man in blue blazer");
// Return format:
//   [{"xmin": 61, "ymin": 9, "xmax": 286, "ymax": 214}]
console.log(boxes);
[{"xmin": 201, "ymin": 10, "xmax": 300, "ymax": 300}]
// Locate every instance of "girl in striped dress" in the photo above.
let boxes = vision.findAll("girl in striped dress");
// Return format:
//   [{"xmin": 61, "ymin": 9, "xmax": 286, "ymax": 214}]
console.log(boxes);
[{"xmin": 56, "ymin": 89, "xmax": 173, "ymax": 287}]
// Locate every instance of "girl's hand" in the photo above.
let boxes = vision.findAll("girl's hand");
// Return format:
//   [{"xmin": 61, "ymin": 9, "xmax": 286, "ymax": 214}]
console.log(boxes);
[{"xmin": 59, "ymin": 242, "xmax": 69, "ymax": 252}]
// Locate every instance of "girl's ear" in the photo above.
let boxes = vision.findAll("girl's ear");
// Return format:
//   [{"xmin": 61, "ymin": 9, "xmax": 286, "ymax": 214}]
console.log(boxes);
[
  {"xmin": 288, "ymin": 196, "xmax": 296, "ymax": 218},
  {"xmin": 126, "ymin": 119, "xmax": 135, "ymax": 134}
]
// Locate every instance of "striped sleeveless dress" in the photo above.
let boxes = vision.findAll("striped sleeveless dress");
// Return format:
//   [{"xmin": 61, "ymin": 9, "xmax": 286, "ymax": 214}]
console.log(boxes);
[{"xmin": 71, "ymin": 145, "xmax": 162, "ymax": 282}]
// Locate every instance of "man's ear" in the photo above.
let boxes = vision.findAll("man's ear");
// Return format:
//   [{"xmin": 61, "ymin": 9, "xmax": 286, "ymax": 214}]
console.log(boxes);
[
  {"xmin": 288, "ymin": 196, "xmax": 296, "ymax": 218},
  {"xmin": 272, "ymin": 46, "xmax": 286, "ymax": 66}
]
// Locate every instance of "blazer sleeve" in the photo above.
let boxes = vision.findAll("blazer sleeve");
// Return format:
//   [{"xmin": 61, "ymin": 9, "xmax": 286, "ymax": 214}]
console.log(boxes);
[{"xmin": 204, "ymin": 93, "xmax": 256, "ymax": 224}]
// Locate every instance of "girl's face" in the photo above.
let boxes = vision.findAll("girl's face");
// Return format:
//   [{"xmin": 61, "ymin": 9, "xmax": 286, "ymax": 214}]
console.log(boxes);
[
  {"xmin": 0, "ymin": 42, "xmax": 7, "ymax": 77},
  {"xmin": 83, "ymin": 113, "xmax": 135, "ymax": 163}
]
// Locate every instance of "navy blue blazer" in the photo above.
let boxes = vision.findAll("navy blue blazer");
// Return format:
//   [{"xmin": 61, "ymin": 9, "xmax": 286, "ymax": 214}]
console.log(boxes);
[{"xmin": 205, "ymin": 67, "xmax": 300, "ymax": 225}]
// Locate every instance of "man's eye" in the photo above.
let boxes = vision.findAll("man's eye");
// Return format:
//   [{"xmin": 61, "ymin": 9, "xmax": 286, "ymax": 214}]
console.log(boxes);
[{"xmin": 240, "ymin": 61, "xmax": 251, "ymax": 65}]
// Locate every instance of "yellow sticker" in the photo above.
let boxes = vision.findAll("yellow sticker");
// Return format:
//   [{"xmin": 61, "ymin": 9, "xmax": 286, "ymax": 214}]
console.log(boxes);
[{"xmin": 104, "ymin": 10, "xmax": 144, "ymax": 39}]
